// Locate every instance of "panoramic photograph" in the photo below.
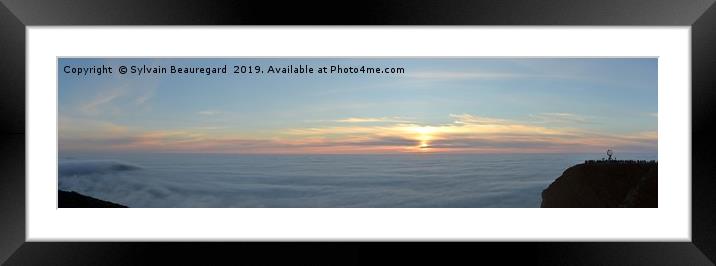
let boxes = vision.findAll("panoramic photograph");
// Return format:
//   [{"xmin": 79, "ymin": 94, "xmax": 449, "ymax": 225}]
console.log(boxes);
[{"xmin": 57, "ymin": 58, "xmax": 657, "ymax": 208}]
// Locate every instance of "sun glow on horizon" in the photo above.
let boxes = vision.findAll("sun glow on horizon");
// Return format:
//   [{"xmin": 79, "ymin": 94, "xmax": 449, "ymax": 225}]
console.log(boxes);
[
  {"xmin": 58, "ymin": 113, "xmax": 658, "ymax": 154},
  {"xmin": 411, "ymin": 126, "xmax": 436, "ymax": 152}
]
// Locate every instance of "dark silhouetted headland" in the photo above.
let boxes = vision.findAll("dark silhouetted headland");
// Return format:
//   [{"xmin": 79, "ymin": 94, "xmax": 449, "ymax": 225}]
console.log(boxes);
[
  {"xmin": 58, "ymin": 190, "xmax": 127, "ymax": 208},
  {"xmin": 541, "ymin": 160, "xmax": 657, "ymax": 208}
]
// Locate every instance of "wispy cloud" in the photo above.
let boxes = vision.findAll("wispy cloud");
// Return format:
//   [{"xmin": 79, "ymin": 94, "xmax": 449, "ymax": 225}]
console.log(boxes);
[
  {"xmin": 59, "ymin": 115, "xmax": 130, "ymax": 137},
  {"xmin": 134, "ymin": 90, "xmax": 154, "ymax": 105},
  {"xmin": 529, "ymin": 112, "xmax": 593, "ymax": 124},
  {"xmin": 335, "ymin": 117, "xmax": 412, "ymax": 123},
  {"xmin": 450, "ymin": 114, "xmax": 510, "ymax": 125},
  {"xmin": 60, "ymin": 113, "xmax": 657, "ymax": 154},
  {"xmin": 80, "ymin": 90, "xmax": 123, "ymax": 115},
  {"xmin": 406, "ymin": 71, "xmax": 524, "ymax": 80},
  {"xmin": 198, "ymin": 110, "xmax": 222, "ymax": 116}
]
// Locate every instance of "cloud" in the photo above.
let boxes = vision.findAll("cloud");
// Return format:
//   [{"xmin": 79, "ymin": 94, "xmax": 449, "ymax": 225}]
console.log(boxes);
[
  {"xmin": 57, "ymin": 156, "xmax": 557, "ymax": 207},
  {"xmin": 59, "ymin": 115, "xmax": 130, "ymax": 137},
  {"xmin": 290, "ymin": 136, "xmax": 419, "ymax": 148},
  {"xmin": 426, "ymin": 138, "xmax": 567, "ymax": 150},
  {"xmin": 71, "ymin": 79, "xmax": 159, "ymax": 117},
  {"xmin": 450, "ymin": 114, "xmax": 510, "ymax": 125},
  {"xmin": 134, "ymin": 90, "xmax": 154, "ymax": 105},
  {"xmin": 334, "ymin": 117, "xmax": 412, "ymax": 123},
  {"xmin": 285, "ymin": 113, "xmax": 655, "ymax": 153},
  {"xmin": 198, "ymin": 110, "xmax": 222, "ymax": 116},
  {"xmin": 406, "ymin": 71, "xmax": 524, "ymax": 80},
  {"xmin": 529, "ymin": 112, "xmax": 592, "ymax": 124},
  {"xmin": 60, "ymin": 113, "xmax": 657, "ymax": 154},
  {"xmin": 192, "ymin": 126, "xmax": 226, "ymax": 130},
  {"xmin": 80, "ymin": 89, "xmax": 123, "ymax": 115}
]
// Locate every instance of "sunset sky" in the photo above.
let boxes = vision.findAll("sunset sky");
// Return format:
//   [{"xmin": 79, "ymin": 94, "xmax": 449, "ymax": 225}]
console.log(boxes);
[{"xmin": 58, "ymin": 58, "xmax": 657, "ymax": 154}]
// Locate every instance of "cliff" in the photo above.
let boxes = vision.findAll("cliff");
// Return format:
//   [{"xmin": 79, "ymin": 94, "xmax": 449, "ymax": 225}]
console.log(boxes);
[
  {"xmin": 541, "ymin": 161, "xmax": 657, "ymax": 208},
  {"xmin": 58, "ymin": 190, "xmax": 127, "ymax": 208}
]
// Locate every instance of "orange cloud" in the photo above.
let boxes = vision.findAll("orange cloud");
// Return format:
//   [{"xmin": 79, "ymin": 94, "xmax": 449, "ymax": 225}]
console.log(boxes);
[{"xmin": 59, "ymin": 114, "xmax": 657, "ymax": 154}]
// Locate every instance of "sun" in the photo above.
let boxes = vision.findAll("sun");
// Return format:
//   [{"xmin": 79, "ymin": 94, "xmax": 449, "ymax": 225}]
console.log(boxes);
[
  {"xmin": 419, "ymin": 139, "xmax": 430, "ymax": 148},
  {"xmin": 412, "ymin": 126, "xmax": 435, "ymax": 151}
]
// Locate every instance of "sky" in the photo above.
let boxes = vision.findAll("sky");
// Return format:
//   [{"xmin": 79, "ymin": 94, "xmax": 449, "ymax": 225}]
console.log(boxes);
[{"xmin": 58, "ymin": 58, "xmax": 657, "ymax": 154}]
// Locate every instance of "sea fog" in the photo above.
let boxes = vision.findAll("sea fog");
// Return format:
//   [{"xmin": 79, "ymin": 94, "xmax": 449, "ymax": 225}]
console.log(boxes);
[{"xmin": 58, "ymin": 152, "xmax": 657, "ymax": 208}]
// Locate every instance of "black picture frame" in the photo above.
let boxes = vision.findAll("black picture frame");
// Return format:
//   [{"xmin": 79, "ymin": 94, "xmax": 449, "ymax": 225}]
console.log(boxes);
[{"xmin": 1, "ymin": 0, "xmax": 715, "ymax": 264}]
